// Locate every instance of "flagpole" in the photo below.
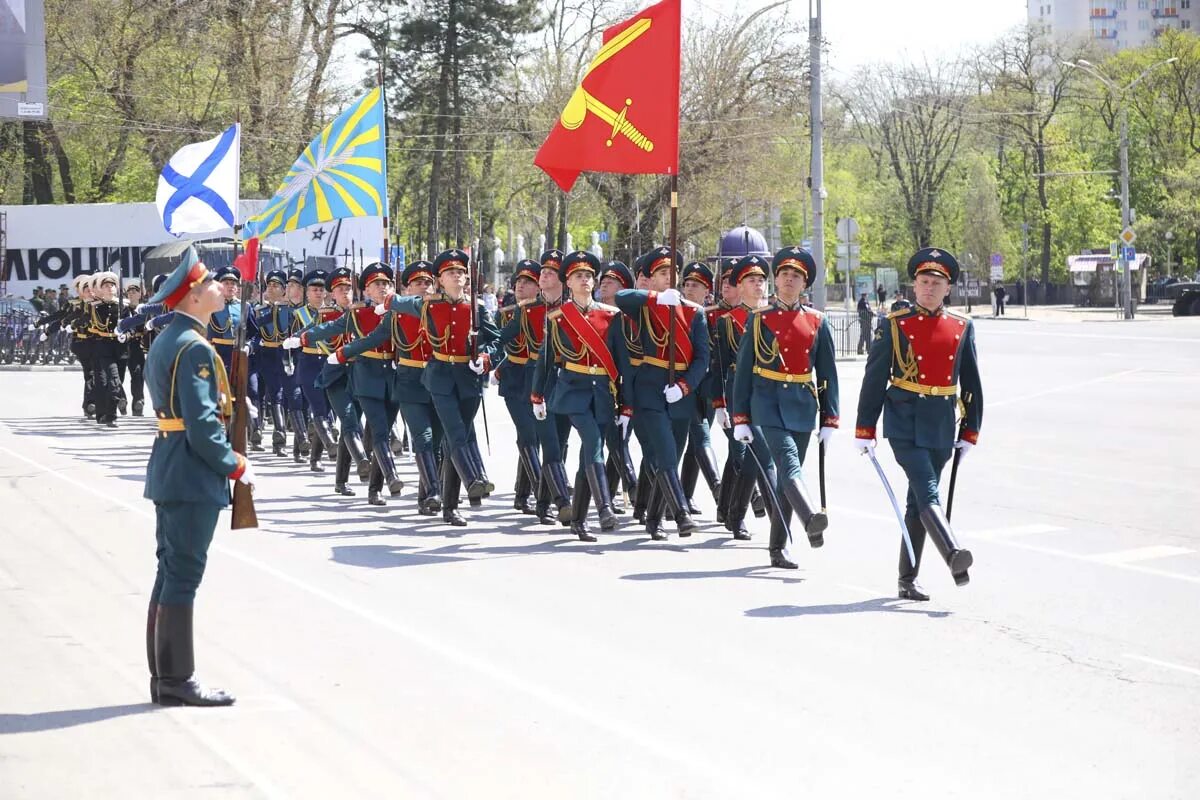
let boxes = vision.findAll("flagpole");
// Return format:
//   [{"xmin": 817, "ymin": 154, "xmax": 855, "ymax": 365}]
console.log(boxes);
[
  {"xmin": 229, "ymin": 118, "xmax": 258, "ymax": 529},
  {"xmin": 379, "ymin": 63, "xmax": 390, "ymax": 268},
  {"xmin": 667, "ymin": 174, "xmax": 678, "ymax": 386}
]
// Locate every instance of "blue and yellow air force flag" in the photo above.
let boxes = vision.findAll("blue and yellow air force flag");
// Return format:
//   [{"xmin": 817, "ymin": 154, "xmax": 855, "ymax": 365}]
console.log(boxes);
[
  {"xmin": 156, "ymin": 123, "xmax": 242, "ymax": 237},
  {"xmin": 244, "ymin": 88, "xmax": 387, "ymax": 240}
]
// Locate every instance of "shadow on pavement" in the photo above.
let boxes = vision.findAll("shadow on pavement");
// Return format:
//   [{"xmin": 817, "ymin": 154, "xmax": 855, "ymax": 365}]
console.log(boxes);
[
  {"xmin": 0, "ymin": 703, "xmax": 155, "ymax": 734},
  {"xmin": 622, "ymin": 564, "xmax": 804, "ymax": 584},
  {"xmin": 744, "ymin": 599, "xmax": 952, "ymax": 618}
]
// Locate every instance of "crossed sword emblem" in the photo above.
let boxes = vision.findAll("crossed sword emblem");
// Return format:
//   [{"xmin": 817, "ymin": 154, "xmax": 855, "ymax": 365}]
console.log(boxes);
[{"xmin": 559, "ymin": 18, "xmax": 655, "ymax": 152}]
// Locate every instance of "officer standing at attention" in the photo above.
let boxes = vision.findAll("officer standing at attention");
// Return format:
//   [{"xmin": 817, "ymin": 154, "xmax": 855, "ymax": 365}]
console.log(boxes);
[
  {"xmin": 143, "ymin": 250, "xmax": 254, "ymax": 707},
  {"xmin": 732, "ymin": 247, "xmax": 839, "ymax": 569},
  {"xmin": 855, "ymin": 247, "xmax": 982, "ymax": 600}
]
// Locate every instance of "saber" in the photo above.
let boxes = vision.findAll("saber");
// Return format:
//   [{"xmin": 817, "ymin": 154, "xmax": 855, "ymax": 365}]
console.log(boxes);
[
  {"xmin": 946, "ymin": 447, "xmax": 962, "ymax": 522},
  {"xmin": 819, "ymin": 439, "xmax": 827, "ymax": 512},
  {"xmin": 741, "ymin": 442, "xmax": 791, "ymax": 545},
  {"xmin": 866, "ymin": 449, "xmax": 916, "ymax": 566}
]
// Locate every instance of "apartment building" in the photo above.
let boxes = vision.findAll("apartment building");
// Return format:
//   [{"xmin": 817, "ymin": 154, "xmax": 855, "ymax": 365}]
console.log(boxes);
[{"xmin": 1029, "ymin": 0, "xmax": 1198, "ymax": 49}]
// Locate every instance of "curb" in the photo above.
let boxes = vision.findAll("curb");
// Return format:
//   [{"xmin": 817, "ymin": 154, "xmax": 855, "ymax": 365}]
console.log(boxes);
[{"xmin": 0, "ymin": 364, "xmax": 83, "ymax": 372}]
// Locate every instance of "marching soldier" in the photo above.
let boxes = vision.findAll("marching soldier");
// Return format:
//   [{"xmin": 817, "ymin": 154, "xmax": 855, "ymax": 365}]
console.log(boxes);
[
  {"xmin": 283, "ymin": 266, "xmax": 311, "ymax": 461},
  {"xmin": 120, "ymin": 281, "xmax": 147, "ymax": 416},
  {"xmin": 732, "ymin": 247, "xmax": 839, "ymax": 569},
  {"xmin": 679, "ymin": 261, "xmax": 722, "ymax": 514},
  {"xmin": 87, "ymin": 272, "xmax": 125, "ymax": 428},
  {"xmin": 614, "ymin": 247, "xmax": 711, "ymax": 539},
  {"xmin": 531, "ymin": 251, "xmax": 624, "ymax": 542},
  {"xmin": 207, "ymin": 266, "xmax": 242, "ymax": 376},
  {"xmin": 855, "ymin": 247, "xmax": 982, "ymax": 600},
  {"xmin": 289, "ymin": 265, "xmax": 372, "ymax": 496},
  {"xmin": 380, "ymin": 249, "xmax": 500, "ymax": 522},
  {"xmin": 254, "ymin": 269, "xmax": 294, "ymax": 457},
  {"xmin": 143, "ymin": 250, "xmax": 253, "ymax": 706},
  {"xmin": 598, "ymin": 260, "xmax": 638, "ymax": 514},
  {"xmin": 324, "ymin": 262, "xmax": 406, "ymax": 505},
  {"xmin": 284, "ymin": 269, "xmax": 338, "ymax": 473},
  {"xmin": 494, "ymin": 259, "xmax": 544, "ymax": 515}
]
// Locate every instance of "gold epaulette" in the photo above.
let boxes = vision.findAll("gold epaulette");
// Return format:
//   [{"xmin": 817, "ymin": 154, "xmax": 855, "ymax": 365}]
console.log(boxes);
[
  {"xmin": 750, "ymin": 305, "xmax": 770, "ymax": 314},
  {"xmin": 518, "ymin": 297, "xmax": 539, "ymax": 307},
  {"xmin": 887, "ymin": 307, "xmax": 915, "ymax": 319},
  {"xmin": 498, "ymin": 303, "xmax": 519, "ymax": 314},
  {"xmin": 348, "ymin": 302, "xmax": 367, "ymax": 310},
  {"xmin": 595, "ymin": 302, "xmax": 619, "ymax": 314},
  {"xmin": 547, "ymin": 308, "xmax": 563, "ymax": 321}
]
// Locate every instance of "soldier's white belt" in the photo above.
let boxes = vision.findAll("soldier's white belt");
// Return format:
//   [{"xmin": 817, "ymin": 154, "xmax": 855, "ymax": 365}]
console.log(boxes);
[
  {"xmin": 889, "ymin": 377, "xmax": 957, "ymax": 396},
  {"xmin": 753, "ymin": 365, "xmax": 813, "ymax": 384}
]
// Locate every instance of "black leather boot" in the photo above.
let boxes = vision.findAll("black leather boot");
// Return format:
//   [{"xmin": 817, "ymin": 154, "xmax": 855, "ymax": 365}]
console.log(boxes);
[
  {"xmin": 344, "ymin": 429, "xmax": 371, "ymax": 482},
  {"xmin": 290, "ymin": 409, "xmax": 311, "ymax": 456},
  {"xmin": 466, "ymin": 441, "xmax": 495, "ymax": 496},
  {"xmin": 334, "ymin": 440, "xmax": 354, "ymax": 495},
  {"xmin": 697, "ymin": 441, "xmax": 721, "ymax": 504},
  {"xmin": 658, "ymin": 469, "xmax": 698, "ymax": 537},
  {"xmin": 154, "ymin": 605, "xmax": 235, "ymax": 707},
  {"xmin": 309, "ymin": 432, "xmax": 326, "ymax": 472},
  {"xmin": 632, "ymin": 464, "xmax": 651, "ymax": 524},
  {"xmin": 132, "ymin": 399, "xmax": 145, "ymax": 417},
  {"xmin": 715, "ymin": 457, "xmax": 736, "ymax": 525},
  {"xmin": 585, "ymin": 462, "xmax": 618, "ymax": 531},
  {"xmin": 898, "ymin": 511, "xmax": 929, "ymax": 600},
  {"xmin": 450, "ymin": 446, "xmax": 488, "ymax": 500},
  {"xmin": 681, "ymin": 452, "xmax": 702, "ymax": 515},
  {"xmin": 920, "ymin": 505, "xmax": 973, "ymax": 585},
  {"xmin": 367, "ymin": 454, "xmax": 386, "ymax": 505},
  {"xmin": 605, "ymin": 456, "xmax": 626, "ymax": 514},
  {"xmin": 644, "ymin": 473, "xmax": 667, "ymax": 541},
  {"xmin": 147, "ymin": 601, "xmax": 159, "ymax": 704},
  {"xmin": 570, "ymin": 471, "xmax": 596, "ymax": 542},
  {"xmin": 271, "ymin": 405, "xmax": 287, "ymax": 456},
  {"xmin": 412, "ymin": 450, "xmax": 442, "ymax": 514},
  {"xmin": 515, "ymin": 447, "xmax": 541, "ymax": 515},
  {"xmin": 767, "ymin": 480, "xmax": 798, "ymax": 569},
  {"xmin": 534, "ymin": 470, "xmax": 556, "ymax": 525},
  {"xmin": 249, "ymin": 416, "xmax": 264, "ymax": 451},
  {"xmin": 725, "ymin": 463, "xmax": 757, "ymax": 541},
  {"xmin": 544, "ymin": 460, "xmax": 573, "ymax": 523},
  {"xmin": 442, "ymin": 451, "xmax": 467, "ymax": 526},
  {"xmin": 781, "ymin": 476, "xmax": 828, "ymax": 548},
  {"xmin": 372, "ymin": 436, "xmax": 404, "ymax": 496},
  {"xmin": 751, "ymin": 487, "xmax": 766, "ymax": 518}
]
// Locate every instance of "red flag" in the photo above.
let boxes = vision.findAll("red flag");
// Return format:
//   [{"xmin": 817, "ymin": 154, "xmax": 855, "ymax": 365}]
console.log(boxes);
[
  {"xmin": 234, "ymin": 236, "xmax": 259, "ymax": 282},
  {"xmin": 535, "ymin": 0, "xmax": 680, "ymax": 193}
]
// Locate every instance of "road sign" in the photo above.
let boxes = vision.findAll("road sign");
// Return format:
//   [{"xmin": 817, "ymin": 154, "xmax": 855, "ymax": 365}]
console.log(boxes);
[
  {"xmin": 599, "ymin": 231, "xmax": 609, "ymax": 243},
  {"xmin": 835, "ymin": 243, "xmax": 861, "ymax": 258},
  {"xmin": 1120, "ymin": 227, "xmax": 1137, "ymax": 246},
  {"xmin": 1110, "ymin": 242, "xmax": 1120, "ymax": 259},
  {"xmin": 990, "ymin": 253, "xmax": 1003, "ymax": 267},
  {"xmin": 836, "ymin": 217, "xmax": 860, "ymax": 241},
  {"xmin": 1121, "ymin": 246, "xmax": 1136, "ymax": 263}
]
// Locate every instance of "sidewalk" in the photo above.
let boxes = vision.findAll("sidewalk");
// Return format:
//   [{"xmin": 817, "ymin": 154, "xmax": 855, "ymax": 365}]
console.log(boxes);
[{"xmin": 960, "ymin": 303, "xmax": 1181, "ymax": 323}]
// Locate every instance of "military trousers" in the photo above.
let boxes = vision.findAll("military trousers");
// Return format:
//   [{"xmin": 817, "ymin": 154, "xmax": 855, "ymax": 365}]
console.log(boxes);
[
  {"xmin": 889, "ymin": 439, "xmax": 953, "ymax": 515},
  {"xmin": 636, "ymin": 404, "xmax": 689, "ymax": 471},
  {"xmin": 125, "ymin": 346, "xmax": 145, "ymax": 404},
  {"xmin": 358, "ymin": 394, "xmax": 401, "ymax": 452},
  {"xmin": 258, "ymin": 352, "xmax": 287, "ymax": 411},
  {"xmin": 325, "ymin": 377, "xmax": 363, "ymax": 437},
  {"xmin": 398, "ymin": 398, "xmax": 443, "ymax": 454},
  {"xmin": 502, "ymin": 395, "xmax": 540, "ymax": 451},
  {"xmin": 535, "ymin": 410, "xmax": 571, "ymax": 464},
  {"xmin": 93, "ymin": 355, "xmax": 122, "ymax": 421},
  {"xmin": 429, "ymin": 388, "xmax": 481, "ymax": 451},
  {"xmin": 295, "ymin": 355, "xmax": 331, "ymax": 418},
  {"xmin": 150, "ymin": 502, "xmax": 222, "ymax": 606},
  {"xmin": 760, "ymin": 426, "xmax": 813, "ymax": 482}
]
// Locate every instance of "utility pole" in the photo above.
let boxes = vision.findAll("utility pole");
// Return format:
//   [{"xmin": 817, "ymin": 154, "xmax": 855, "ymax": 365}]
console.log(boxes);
[
  {"xmin": 809, "ymin": 0, "xmax": 826, "ymax": 310},
  {"xmin": 1022, "ymin": 222, "xmax": 1030, "ymax": 318}
]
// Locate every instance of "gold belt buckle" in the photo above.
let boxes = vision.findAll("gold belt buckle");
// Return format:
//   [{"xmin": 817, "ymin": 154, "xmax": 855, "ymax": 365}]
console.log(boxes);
[{"xmin": 785, "ymin": 374, "xmax": 793, "ymax": 383}]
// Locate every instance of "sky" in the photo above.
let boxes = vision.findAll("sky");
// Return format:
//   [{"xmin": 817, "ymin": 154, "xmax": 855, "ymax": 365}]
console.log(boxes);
[{"xmin": 686, "ymin": 0, "xmax": 1029, "ymax": 74}]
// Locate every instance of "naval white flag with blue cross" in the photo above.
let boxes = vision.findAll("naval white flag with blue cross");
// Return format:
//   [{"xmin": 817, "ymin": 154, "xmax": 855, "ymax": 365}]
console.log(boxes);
[{"xmin": 155, "ymin": 123, "xmax": 242, "ymax": 237}]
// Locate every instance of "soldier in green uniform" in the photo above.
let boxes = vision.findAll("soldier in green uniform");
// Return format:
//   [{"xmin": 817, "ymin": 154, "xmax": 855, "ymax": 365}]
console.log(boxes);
[
  {"xmin": 732, "ymin": 247, "xmax": 839, "ymax": 569},
  {"xmin": 143, "ymin": 251, "xmax": 254, "ymax": 706},
  {"xmin": 598, "ymin": 260, "xmax": 638, "ymax": 515},
  {"xmin": 494, "ymin": 259, "xmax": 544, "ymax": 515},
  {"xmin": 855, "ymin": 247, "xmax": 982, "ymax": 600},
  {"xmin": 678, "ymin": 261, "xmax": 722, "ymax": 514}
]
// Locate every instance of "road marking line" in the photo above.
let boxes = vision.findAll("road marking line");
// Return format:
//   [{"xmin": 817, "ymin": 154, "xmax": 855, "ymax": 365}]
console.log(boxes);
[
  {"xmin": 0, "ymin": 444, "xmax": 747, "ymax": 795},
  {"xmin": 992, "ymin": 329, "xmax": 1200, "ymax": 344},
  {"xmin": 970, "ymin": 523, "xmax": 1065, "ymax": 539},
  {"xmin": 1087, "ymin": 545, "xmax": 1195, "ymax": 565},
  {"xmin": 1123, "ymin": 654, "xmax": 1200, "ymax": 678}
]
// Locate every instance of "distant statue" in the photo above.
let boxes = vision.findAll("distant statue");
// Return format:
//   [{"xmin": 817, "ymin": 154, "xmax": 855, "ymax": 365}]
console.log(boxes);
[
  {"xmin": 565, "ymin": 232, "xmax": 574, "ymax": 252},
  {"xmin": 589, "ymin": 231, "xmax": 603, "ymax": 259},
  {"xmin": 492, "ymin": 236, "xmax": 505, "ymax": 268},
  {"xmin": 515, "ymin": 234, "xmax": 527, "ymax": 262},
  {"xmin": 538, "ymin": 233, "xmax": 547, "ymax": 254},
  {"xmin": 686, "ymin": 242, "xmax": 697, "ymax": 261}
]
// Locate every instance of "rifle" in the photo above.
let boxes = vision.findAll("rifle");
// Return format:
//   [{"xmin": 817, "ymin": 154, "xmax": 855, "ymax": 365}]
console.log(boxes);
[{"xmin": 229, "ymin": 231, "xmax": 259, "ymax": 530}]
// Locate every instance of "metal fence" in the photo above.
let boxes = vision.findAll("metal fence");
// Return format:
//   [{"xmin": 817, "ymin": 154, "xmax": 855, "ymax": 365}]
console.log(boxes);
[
  {"xmin": 0, "ymin": 307, "xmax": 73, "ymax": 365},
  {"xmin": 823, "ymin": 309, "xmax": 872, "ymax": 358}
]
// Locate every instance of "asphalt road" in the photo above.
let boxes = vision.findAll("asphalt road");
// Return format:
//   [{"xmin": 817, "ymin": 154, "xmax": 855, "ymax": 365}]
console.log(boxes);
[{"xmin": 1, "ymin": 316, "xmax": 1198, "ymax": 799}]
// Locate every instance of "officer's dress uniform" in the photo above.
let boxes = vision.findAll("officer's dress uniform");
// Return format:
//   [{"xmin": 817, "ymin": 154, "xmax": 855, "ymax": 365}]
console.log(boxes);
[
  {"xmin": 856, "ymin": 247, "xmax": 982, "ymax": 598},
  {"xmin": 286, "ymin": 270, "xmax": 340, "ymax": 473},
  {"xmin": 733, "ymin": 248, "xmax": 839, "ymax": 567},
  {"xmin": 143, "ymin": 253, "xmax": 246, "ymax": 707},
  {"xmin": 387, "ymin": 250, "xmax": 501, "ymax": 511},
  {"xmin": 326, "ymin": 263, "xmax": 406, "ymax": 503},
  {"xmin": 599, "ymin": 261, "xmax": 639, "ymax": 513},
  {"xmin": 531, "ymin": 251, "xmax": 624, "ymax": 541},
  {"xmin": 87, "ymin": 273, "xmax": 125, "ymax": 427},
  {"xmin": 282, "ymin": 268, "xmax": 312, "ymax": 459},
  {"xmin": 207, "ymin": 267, "xmax": 242, "ymax": 377},
  {"xmin": 614, "ymin": 248, "xmax": 710, "ymax": 538},
  {"xmin": 679, "ymin": 262, "xmax": 722, "ymax": 514},
  {"xmin": 291, "ymin": 266, "xmax": 371, "ymax": 495},
  {"xmin": 253, "ymin": 271, "xmax": 295, "ymax": 457},
  {"xmin": 494, "ymin": 259, "xmax": 544, "ymax": 515},
  {"xmin": 41, "ymin": 281, "xmax": 95, "ymax": 415},
  {"xmin": 120, "ymin": 295, "xmax": 147, "ymax": 416}
]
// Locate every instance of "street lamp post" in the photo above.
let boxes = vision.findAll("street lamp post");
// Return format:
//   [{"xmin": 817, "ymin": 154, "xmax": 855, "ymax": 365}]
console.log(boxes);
[
  {"xmin": 1165, "ymin": 230, "xmax": 1174, "ymax": 278},
  {"xmin": 1064, "ymin": 57, "xmax": 1178, "ymax": 320}
]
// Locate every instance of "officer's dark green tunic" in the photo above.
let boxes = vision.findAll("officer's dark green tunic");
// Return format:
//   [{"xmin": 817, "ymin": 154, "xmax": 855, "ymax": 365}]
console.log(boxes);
[{"xmin": 144, "ymin": 312, "xmax": 243, "ymax": 606}]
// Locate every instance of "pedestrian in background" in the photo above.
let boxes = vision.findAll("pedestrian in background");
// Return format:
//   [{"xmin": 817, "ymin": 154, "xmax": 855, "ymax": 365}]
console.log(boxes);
[
  {"xmin": 856, "ymin": 292, "xmax": 873, "ymax": 354},
  {"xmin": 994, "ymin": 284, "xmax": 1007, "ymax": 316},
  {"xmin": 876, "ymin": 283, "xmax": 887, "ymax": 310}
]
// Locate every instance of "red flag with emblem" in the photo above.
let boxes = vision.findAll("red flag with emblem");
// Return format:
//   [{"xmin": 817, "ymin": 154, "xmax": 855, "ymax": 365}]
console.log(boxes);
[
  {"xmin": 535, "ymin": 0, "xmax": 680, "ymax": 193},
  {"xmin": 234, "ymin": 236, "xmax": 259, "ymax": 282}
]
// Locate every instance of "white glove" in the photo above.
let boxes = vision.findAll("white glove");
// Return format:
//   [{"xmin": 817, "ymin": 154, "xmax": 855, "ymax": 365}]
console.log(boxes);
[
  {"xmin": 488, "ymin": 370, "xmax": 500, "ymax": 387},
  {"xmin": 64, "ymin": 324, "xmax": 74, "ymax": 334},
  {"xmin": 26, "ymin": 323, "xmax": 35, "ymax": 331},
  {"xmin": 142, "ymin": 319, "xmax": 153, "ymax": 332},
  {"xmin": 282, "ymin": 336, "xmax": 301, "ymax": 350},
  {"xmin": 326, "ymin": 351, "xmax": 341, "ymax": 365},
  {"xmin": 39, "ymin": 332, "xmax": 48, "ymax": 342},
  {"xmin": 854, "ymin": 437, "xmax": 875, "ymax": 454},
  {"xmin": 663, "ymin": 383, "xmax": 684, "ymax": 403},
  {"xmin": 817, "ymin": 426, "xmax": 835, "ymax": 445},
  {"xmin": 374, "ymin": 302, "xmax": 387, "ymax": 315},
  {"xmin": 468, "ymin": 357, "xmax": 487, "ymax": 375},
  {"xmin": 533, "ymin": 401, "xmax": 547, "ymax": 420},
  {"xmin": 656, "ymin": 287, "xmax": 682, "ymax": 306},
  {"xmin": 954, "ymin": 439, "xmax": 975, "ymax": 460},
  {"xmin": 116, "ymin": 331, "xmax": 128, "ymax": 344},
  {"xmin": 734, "ymin": 423, "xmax": 753, "ymax": 443},
  {"xmin": 241, "ymin": 344, "xmax": 251, "ymax": 355},
  {"xmin": 616, "ymin": 413, "xmax": 630, "ymax": 437},
  {"xmin": 236, "ymin": 459, "xmax": 256, "ymax": 489},
  {"xmin": 246, "ymin": 399, "xmax": 258, "ymax": 418},
  {"xmin": 713, "ymin": 407, "xmax": 730, "ymax": 429}
]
